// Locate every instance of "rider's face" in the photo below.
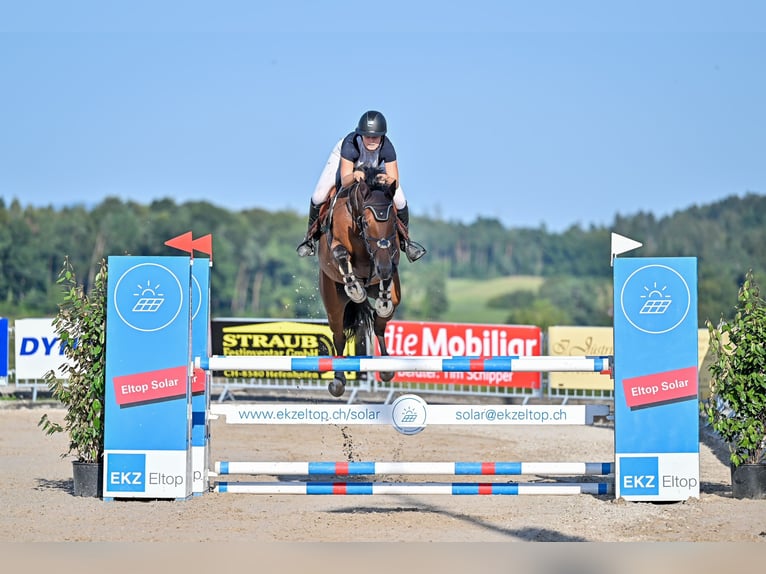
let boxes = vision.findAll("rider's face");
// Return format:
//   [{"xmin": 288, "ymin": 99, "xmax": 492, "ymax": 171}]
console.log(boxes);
[{"xmin": 362, "ymin": 136, "xmax": 382, "ymax": 151}]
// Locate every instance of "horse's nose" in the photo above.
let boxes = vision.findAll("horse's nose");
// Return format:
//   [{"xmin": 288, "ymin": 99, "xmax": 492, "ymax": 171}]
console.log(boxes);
[{"xmin": 374, "ymin": 244, "xmax": 394, "ymax": 279}]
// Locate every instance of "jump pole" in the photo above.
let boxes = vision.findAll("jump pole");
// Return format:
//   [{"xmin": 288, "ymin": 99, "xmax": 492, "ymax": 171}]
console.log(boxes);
[
  {"xmin": 214, "ymin": 461, "xmax": 614, "ymax": 475},
  {"xmin": 214, "ymin": 482, "xmax": 613, "ymax": 495},
  {"xmin": 202, "ymin": 355, "xmax": 611, "ymax": 374}
]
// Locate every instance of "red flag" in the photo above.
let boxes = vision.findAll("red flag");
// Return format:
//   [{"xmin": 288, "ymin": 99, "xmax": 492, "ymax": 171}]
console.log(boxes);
[
  {"xmin": 192, "ymin": 234, "xmax": 213, "ymax": 260},
  {"xmin": 164, "ymin": 231, "xmax": 194, "ymax": 254}
]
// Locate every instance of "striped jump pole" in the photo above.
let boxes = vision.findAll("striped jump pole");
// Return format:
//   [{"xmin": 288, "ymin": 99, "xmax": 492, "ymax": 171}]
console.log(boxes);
[
  {"xmin": 202, "ymin": 354, "xmax": 612, "ymax": 374},
  {"xmin": 214, "ymin": 461, "xmax": 614, "ymax": 476},
  {"xmin": 214, "ymin": 481, "xmax": 613, "ymax": 495}
]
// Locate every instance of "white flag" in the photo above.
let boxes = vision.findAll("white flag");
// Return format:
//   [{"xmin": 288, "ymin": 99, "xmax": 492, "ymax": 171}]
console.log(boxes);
[{"xmin": 610, "ymin": 232, "xmax": 643, "ymax": 265}]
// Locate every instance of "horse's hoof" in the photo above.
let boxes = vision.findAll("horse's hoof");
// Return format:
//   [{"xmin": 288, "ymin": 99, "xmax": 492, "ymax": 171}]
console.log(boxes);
[
  {"xmin": 379, "ymin": 371, "xmax": 395, "ymax": 383},
  {"xmin": 375, "ymin": 298, "xmax": 394, "ymax": 317},
  {"xmin": 344, "ymin": 282, "xmax": 366, "ymax": 303},
  {"xmin": 328, "ymin": 379, "xmax": 346, "ymax": 397}
]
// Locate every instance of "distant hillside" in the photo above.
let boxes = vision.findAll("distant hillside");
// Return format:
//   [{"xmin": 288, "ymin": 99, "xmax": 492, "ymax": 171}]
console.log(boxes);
[
  {"xmin": 443, "ymin": 276, "xmax": 544, "ymax": 324},
  {"xmin": 1, "ymin": 192, "xmax": 764, "ymax": 325}
]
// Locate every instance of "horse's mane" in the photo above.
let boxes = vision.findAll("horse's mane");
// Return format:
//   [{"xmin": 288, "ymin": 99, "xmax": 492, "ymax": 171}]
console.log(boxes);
[{"xmin": 357, "ymin": 164, "xmax": 392, "ymax": 192}]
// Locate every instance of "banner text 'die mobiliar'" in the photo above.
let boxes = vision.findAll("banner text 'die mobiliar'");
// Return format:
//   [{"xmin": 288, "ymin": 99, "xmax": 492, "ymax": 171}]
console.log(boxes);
[{"xmin": 381, "ymin": 321, "xmax": 542, "ymax": 389}]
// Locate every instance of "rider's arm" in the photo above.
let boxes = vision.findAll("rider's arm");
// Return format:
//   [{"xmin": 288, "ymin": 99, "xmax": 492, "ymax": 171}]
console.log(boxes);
[
  {"xmin": 383, "ymin": 160, "xmax": 399, "ymax": 187},
  {"xmin": 340, "ymin": 158, "xmax": 365, "ymax": 187}
]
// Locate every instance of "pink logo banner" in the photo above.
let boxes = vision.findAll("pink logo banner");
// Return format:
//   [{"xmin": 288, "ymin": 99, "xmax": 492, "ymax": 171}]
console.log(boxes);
[
  {"xmin": 113, "ymin": 366, "xmax": 189, "ymax": 406},
  {"xmin": 622, "ymin": 366, "xmax": 698, "ymax": 409}
]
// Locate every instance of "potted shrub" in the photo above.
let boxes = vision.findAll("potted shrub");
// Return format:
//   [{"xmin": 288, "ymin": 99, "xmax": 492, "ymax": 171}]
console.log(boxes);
[
  {"xmin": 704, "ymin": 269, "xmax": 766, "ymax": 499},
  {"xmin": 39, "ymin": 257, "xmax": 108, "ymax": 497}
]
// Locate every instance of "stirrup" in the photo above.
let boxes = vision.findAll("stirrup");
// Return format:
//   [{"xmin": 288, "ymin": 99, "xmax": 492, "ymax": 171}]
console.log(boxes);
[
  {"xmin": 296, "ymin": 238, "xmax": 316, "ymax": 257},
  {"xmin": 403, "ymin": 239, "xmax": 426, "ymax": 262}
]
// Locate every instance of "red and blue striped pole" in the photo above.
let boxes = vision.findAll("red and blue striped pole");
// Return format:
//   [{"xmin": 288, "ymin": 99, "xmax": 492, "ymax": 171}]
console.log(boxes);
[
  {"xmin": 202, "ymin": 354, "xmax": 612, "ymax": 374},
  {"xmin": 214, "ymin": 481, "xmax": 613, "ymax": 495},
  {"xmin": 215, "ymin": 461, "xmax": 614, "ymax": 476}
]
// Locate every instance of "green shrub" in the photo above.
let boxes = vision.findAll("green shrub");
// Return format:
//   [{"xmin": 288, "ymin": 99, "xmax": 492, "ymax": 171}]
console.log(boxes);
[
  {"xmin": 38, "ymin": 257, "xmax": 107, "ymax": 463},
  {"xmin": 704, "ymin": 270, "xmax": 766, "ymax": 466}
]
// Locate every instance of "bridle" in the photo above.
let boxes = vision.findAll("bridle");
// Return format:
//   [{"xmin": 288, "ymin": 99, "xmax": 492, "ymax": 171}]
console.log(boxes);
[{"xmin": 348, "ymin": 181, "xmax": 399, "ymax": 282}]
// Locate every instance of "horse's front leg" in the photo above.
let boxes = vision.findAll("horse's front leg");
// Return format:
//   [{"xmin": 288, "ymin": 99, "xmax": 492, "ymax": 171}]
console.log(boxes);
[
  {"xmin": 332, "ymin": 244, "xmax": 366, "ymax": 303},
  {"xmin": 325, "ymin": 288, "xmax": 349, "ymax": 398},
  {"xmin": 327, "ymin": 351, "xmax": 348, "ymax": 398},
  {"xmin": 374, "ymin": 317, "xmax": 396, "ymax": 383},
  {"xmin": 374, "ymin": 278, "xmax": 395, "ymax": 318}
]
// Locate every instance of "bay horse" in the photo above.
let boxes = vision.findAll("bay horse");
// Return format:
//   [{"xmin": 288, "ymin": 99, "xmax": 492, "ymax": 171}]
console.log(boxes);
[{"xmin": 317, "ymin": 165, "xmax": 401, "ymax": 397}]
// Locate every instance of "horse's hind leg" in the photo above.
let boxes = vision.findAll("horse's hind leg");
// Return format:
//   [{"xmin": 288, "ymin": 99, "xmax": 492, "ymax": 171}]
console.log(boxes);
[{"xmin": 333, "ymin": 245, "xmax": 366, "ymax": 303}]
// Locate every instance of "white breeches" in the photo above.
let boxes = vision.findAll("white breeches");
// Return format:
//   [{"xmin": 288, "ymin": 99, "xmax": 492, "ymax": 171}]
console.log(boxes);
[{"xmin": 311, "ymin": 139, "xmax": 407, "ymax": 209}]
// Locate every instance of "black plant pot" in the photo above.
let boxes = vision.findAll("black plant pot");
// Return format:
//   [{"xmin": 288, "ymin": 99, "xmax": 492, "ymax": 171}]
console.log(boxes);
[
  {"xmin": 730, "ymin": 463, "xmax": 766, "ymax": 499},
  {"xmin": 72, "ymin": 461, "xmax": 103, "ymax": 498}
]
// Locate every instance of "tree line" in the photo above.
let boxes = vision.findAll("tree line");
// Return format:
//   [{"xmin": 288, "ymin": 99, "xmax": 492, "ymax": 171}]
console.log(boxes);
[{"xmin": 1, "ymin": 192, "xmax": 764, "ymax": 327}]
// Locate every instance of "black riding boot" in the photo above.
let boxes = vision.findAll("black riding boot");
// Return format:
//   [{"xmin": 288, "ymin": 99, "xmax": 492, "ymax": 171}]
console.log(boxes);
[
  {"xmin": 397, "ymin": 205, "xmax": 426, "ymax": 262},
  {"xmin": 296, "ymin": 201, "xmax": 322, "ymax": 257}
]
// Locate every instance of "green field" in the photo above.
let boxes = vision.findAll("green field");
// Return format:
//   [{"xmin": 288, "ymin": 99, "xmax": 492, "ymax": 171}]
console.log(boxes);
[{"xmin": 442, "ymin": 275, "xmax": 544, "ymax": 324}]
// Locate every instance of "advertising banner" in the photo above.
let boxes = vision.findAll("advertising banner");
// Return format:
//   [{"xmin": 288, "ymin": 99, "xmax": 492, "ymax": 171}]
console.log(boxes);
[
  {"xmin": 548, "ymin": 326, "xmax": 613, "ymax": 391},
  {"xmin": 13, "ymin": 318, "xmax": 72, "ymax": 380},
  {"xmin": 613, "ymin": 257, "xmax": 700, "ymax": 501},
  {"xmin": 103, "ymin": 256, "xmax": 193, "ymax": 500},
  {"xmin": 382, "ymin": 321, "xmax": 542, "ymax": 389},
  {"xmin": 210, "ymin": 319, "xmax": 359, "ymax": 381}
]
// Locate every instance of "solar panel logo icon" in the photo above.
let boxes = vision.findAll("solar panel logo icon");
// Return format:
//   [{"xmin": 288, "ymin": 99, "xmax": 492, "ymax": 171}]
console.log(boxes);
[
  {"xmin": 113, "ymin": 262, "xmax": 184, "ymax": 332},
  {"xmin": 132, "ymin": 281, "xmax": 166, "ymax": 313},
  {"xmin": 391, "ymin": 394, "xmax": 428, "ymax": 435},
  {"xmin": 619, "ymin": 264, "xmax": 691, "ymax": 335},
  {"xmin": 399, "ymin": 407, "xmax": 419, "ymax": 423},
  {"xmin": 639, "ymin": 282, "xmax": 672, "ymax": 315}
]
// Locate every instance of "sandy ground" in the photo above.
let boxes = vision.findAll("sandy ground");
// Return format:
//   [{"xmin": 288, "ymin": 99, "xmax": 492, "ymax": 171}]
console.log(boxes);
[{"xmin": 1, "ymin": 395, "xmax": 764, "ymax": 547}]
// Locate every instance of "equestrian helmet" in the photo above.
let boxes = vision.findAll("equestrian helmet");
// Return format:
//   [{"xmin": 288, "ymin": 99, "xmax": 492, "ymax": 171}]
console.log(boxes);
[{"xmin": 356, "ymin": 110, "xmax": 387, "ymax": 137}]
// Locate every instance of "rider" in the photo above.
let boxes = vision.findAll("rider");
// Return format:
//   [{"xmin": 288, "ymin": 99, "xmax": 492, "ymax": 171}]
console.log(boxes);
[{"xmin": 296, "ymin": 110, "xmax": 426, "ymax": 262}]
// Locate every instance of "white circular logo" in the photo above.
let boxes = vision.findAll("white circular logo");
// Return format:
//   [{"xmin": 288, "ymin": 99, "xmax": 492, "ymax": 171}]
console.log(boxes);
[
  {"xmin": 620, "ymin": 264, "xmax": 691, "ymax": 335},
  {"xmin": 113, "ymin": 262, "xmax": 184, "ymax": 332},
  {"xmin": 391, "ymin": 394, "xmax": 428, "ymax": 435}
]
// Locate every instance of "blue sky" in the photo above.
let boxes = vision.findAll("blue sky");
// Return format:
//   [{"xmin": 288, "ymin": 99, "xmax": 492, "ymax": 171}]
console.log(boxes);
[{"xmin": 1, "ymin": 1, "xmax": 764, "ymax": 232}]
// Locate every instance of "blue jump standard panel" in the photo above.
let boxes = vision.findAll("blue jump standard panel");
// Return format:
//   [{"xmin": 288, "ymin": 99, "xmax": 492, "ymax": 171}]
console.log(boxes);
[
  {"xmin": 613, "ymin": 257, "xmax": 700, "ymax": 501},
  {"xmin": 103, "ymin": 256, "xmax": 193, "ymax": 500}
]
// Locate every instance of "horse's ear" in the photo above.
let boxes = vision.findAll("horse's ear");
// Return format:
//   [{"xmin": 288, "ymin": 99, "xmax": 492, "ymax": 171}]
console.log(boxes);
[
  {"xmin": 387, "ymin": 180, "xmax": 397, "ymax": 197},
  {"xmin": 358, "ymin": 179, "xmax": 373, "ymax": 200}
]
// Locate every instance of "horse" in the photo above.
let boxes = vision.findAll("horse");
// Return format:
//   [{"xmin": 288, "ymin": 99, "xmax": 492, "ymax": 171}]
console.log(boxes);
[{"xmin": 317, "ymin": 165, "xmax": 401, "ymax": 397}]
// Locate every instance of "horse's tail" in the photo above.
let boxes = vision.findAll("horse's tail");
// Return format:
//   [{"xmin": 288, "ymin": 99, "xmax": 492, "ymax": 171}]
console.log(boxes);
[{"xmin": 343, "ymin": 302, "xmax": 374, "ymax": 354}]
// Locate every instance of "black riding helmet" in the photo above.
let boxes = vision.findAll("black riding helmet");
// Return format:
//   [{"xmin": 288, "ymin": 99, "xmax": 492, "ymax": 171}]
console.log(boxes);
[{"xmin": 355, "ymin": 110, "xmax": 387, "ymax": 137}]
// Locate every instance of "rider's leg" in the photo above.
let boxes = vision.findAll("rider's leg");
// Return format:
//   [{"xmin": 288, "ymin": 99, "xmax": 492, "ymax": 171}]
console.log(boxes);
[
  {"xmin": 395, "ymin": 192, "xmax": 426, "ymax": 263},
  {"xmin": 297, "ymin": 140, "xmax": 342, "ymax": 257},
  {"xmin": 296, "ymin": 200, "xmax": 322, "ymax": 256}
]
